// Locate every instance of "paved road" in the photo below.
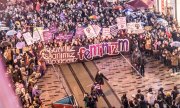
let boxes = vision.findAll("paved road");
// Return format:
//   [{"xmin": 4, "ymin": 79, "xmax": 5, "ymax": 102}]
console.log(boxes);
[
  {"xmin": 37, "ymin": 56, "xmax": 180, "ymax": 107},
  {"xmin": 94, "ymin": 56, "xmax": 180, "ymax": 98}
]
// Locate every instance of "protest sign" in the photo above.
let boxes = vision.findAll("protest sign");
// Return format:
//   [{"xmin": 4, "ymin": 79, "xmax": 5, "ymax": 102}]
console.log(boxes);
[
  {"xmin": 109, "ymin": 25, "xmax": 119, "ymax": 36},
  {"xmin": 127, "ymin": 22, "xmax": 144, "ymax": 34},
  {"xmin": 55, "ymin": 33, "xmax": 73, "ymax": 40},
  {"xmin": 42, "ymin": 31, "xmax": 53, "ymax": 42},
  {"xmin": 102, "ymin": 28, "xmax": 111, "ymax": 38},
  {"xmin": 116, "ymin": 17, "xmax": 127, "ymax": 29},
  {"xmin": 76, "ymin": 27, "xmax": 85, "ymax": 36},
  {"xmin": 92, "ymin": 25, "xmax": 101, "ymax": 36},
  {"xmin": 84, "ymin": 25, "xmax": 97, "ymax": 38},
  {"xmin": 33, "ymin": 27, "xmax": 43, "ymax": 42},
  {"xmin": 16, "ymin": 42, "xmax": 26, "ymax": 49},
  {"xmin": 16, "ymin": 32, "xmax": 22, "ymax": 39},
  {"xmin": 23, "ymin": 32, "xmax": 34, "ymax": 45},
  {"xmin": 49, "ymin": 25, "xmax": 58, "ymax": 33}
]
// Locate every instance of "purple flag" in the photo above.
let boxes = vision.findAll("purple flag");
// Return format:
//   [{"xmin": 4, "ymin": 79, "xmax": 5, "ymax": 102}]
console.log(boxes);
[
  {"xmin": 55, "ymin": 33, "xmax": 73, "ymax": 40},
  {"xmin": 43, "ymin": 31, "xmax": 53, "ymax": 43},
  {"xmin": 76, "ymin": 27, "xmax": 85, "ymax": 36}
]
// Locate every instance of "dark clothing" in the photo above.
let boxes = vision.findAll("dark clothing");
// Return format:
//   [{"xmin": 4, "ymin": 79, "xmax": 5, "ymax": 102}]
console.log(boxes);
[
  {"xmin": 140, "ymin": 64, "xmax": 145, "ymax": 76},
  {"xmin": 83, "ymin": 96, "xmax": 90, "ymax": 107},
  {"xmin": 95, "ymin": 73, "xmax": 108, "ymax": 85},
  {"xmin": 12, "ymin": 70, "xmax": 22, "ymax": 83},
  {"xmin": 140, "ymin": 57, "xmax": 146, "ymax": 76},
  {"xmin": 165, "ymin": 96, "xmax": 172, "ymax": 106},
  {"xmin": 171, "ymin": 90, "xmax": 179, "ymax": 100},
  {"xmin": 139, "ymin": 100, "xmax": 148, "ymax": 108},
  {"xmin": 136, "ymin": 93, "xmax": 144, "ymax": 100},
  {"xmin": 121, "ymin": 96, "xmax": 129, "ymax": 108}
]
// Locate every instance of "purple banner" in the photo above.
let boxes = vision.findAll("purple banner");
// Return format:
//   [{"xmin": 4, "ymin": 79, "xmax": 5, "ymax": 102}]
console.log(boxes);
[
  {"xmin": 43, "ymin": 31, "xmax": 53, "ymax": 42},
  {"xmin": 55, "ymin": 33, "xmax": 73, "ymax": 40},
  {"xmin": 40, "ymin": 38, "xmax": 130, "ymax": 64},
  {"xmin": 75, "ymin": 27, "xmax": 85, "ymax": 36}
]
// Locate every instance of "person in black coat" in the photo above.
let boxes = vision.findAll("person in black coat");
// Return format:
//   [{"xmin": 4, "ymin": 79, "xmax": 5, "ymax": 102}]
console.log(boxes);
[
  {"xmin": 95, "ymin": 71, "xmax": 108, "ymax": 85},
  {"xmin": 121, "ymin": 93, "xmax": 129, "ymax": 108},
  {"xmin": 139, "ymin": 55, "xmax": 146, "ymax": 76},
  {"xmin": 139, "ymin": 96, "xmax": 147, "ymax": 108}
]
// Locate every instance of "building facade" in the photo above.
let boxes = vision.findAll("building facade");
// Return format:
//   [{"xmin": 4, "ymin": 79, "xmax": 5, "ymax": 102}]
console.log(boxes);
[{"xmin": 154, "ymin": 0, "xmax": 180, "ymax": 25}]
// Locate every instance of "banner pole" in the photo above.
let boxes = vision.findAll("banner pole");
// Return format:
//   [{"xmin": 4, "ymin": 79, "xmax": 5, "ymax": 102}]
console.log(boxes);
[{"xmin": 119, "ymin": 52, "xmax": 143, "ymax": 77}]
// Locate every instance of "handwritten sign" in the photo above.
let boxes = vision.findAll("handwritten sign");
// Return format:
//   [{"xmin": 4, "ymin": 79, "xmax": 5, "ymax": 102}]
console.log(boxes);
[{"xmin": 116, "ymin": 17, "xmax": 127, "ymax": 29}]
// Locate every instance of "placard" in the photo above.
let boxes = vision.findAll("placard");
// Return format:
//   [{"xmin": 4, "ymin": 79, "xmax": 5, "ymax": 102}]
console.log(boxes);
[
  {"xmin": 127, "ymin": 22, "xmax": 144, "ymax": 34},
  {"xmin": 102, "ymin": 28, "xmax": 111, "ymax": 38},
  {"xmin": 33, "ymin": 27, "xmax": 43, "ymax": 42},
  {"xmin": 116, "ymin": 17, "xmax": 127, "ymax": 29},
  {"xmin": 23, "ymin": 32, "xmax": 34, "ymax": 45},
  {"xmin": 84, "ymin": 25, "xmax": 97, "ymax": 38},
  {"xmin": 42, "ymin": 31, "xmax": 53, "ymax": 42},
  {"xmin": 92, "ymin": 25, "xmax": 101, "ymax": 36},
  {"xmin": 109, "ymin": 25, "xmax": 119, "ymax": 36}
]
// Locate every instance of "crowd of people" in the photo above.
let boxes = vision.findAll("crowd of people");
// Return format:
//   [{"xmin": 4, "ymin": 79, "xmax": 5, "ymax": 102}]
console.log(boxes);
[
  {"xmin": 121, "ymin": 86, "xmax": 180, "ymax": 108},
  {"xmin": 2, "ymin": 42, "xmax": 46, "ymax": 107},
  {"xmin": 0, "ymin": 0, "xmax": 179, "ymax": 108}
]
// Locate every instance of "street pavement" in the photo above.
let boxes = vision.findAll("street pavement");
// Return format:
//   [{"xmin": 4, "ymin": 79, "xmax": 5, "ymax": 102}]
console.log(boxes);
[
  {"xmin": 37, "ymin": 66, "xmax": 70, "ymax": 108},
  {"xmin": 37, "ymin": 56, "xmax": 180, "ymax": 107},
  {"xmin": 94, "ymin": 56, "xmax": 180, "ymax": 99}
]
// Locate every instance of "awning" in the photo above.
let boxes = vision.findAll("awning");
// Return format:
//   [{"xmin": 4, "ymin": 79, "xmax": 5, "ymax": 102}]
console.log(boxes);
[{"xmin": 127, "ymin": 0, "xmax": 154, "ymax": 9}]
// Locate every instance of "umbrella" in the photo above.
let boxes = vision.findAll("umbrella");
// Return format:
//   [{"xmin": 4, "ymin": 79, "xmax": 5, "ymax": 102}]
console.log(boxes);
[
  {"xmin": 0, "ymin": 27, "xmax": 9, "ymax": 31},
  {"xmin": 89, "ymin": 15, "xmax": 98, "ymax": 20},
  {"xmin": 6, "ymin": 30, "xmax": 17, "ymax": 36},
  {"xmin": 156, "ymin": 18, "xmax": 168, "ymax": 26},
  {"xmin": 127, "ymin": 0, "xmax": 153, "ymax": 9},
  {"xmin": 122, "ymin": 8, "xmax": 133, "ymax": 13},
  {"xmin": 170, "ymin": 41, "xmax": 180, "ymax": 47}
]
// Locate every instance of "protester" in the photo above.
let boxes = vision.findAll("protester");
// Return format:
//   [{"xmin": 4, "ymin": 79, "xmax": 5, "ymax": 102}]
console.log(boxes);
[
  {"xmin": 83, "ymin": 93, "xmax": 90, "ymax": 108},
  {"xmin": 147, "ymin": 88, "xmax": 155, "ymax": 108},
  {"xmin": 139, "ymin": 55, "xmax": 146, "ymax": 76},
  {"xmin": 171, "ymin": 52, "xmax": 179, "ymax": 73},
  {"xmin": 121, "ymin": 93, "xmax": 129, "ymax": 108},
  {"xmin": 91, "ymin": 82, "xmax": 103, "ymax": 97},
  {"xmin": 95, "ymin": 71, "xmax": 108, "ymax": 85}
]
